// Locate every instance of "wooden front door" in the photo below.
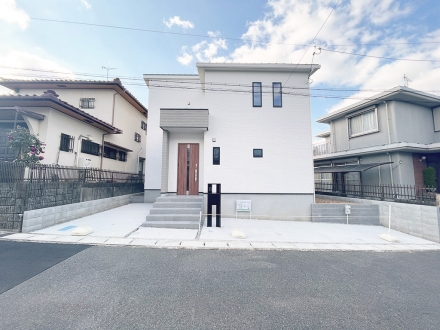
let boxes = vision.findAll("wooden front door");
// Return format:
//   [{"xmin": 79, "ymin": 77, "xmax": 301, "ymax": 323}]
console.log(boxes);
[{"xmin": 177, "ymin": 143, "xmax": 199, "ymax": 195}]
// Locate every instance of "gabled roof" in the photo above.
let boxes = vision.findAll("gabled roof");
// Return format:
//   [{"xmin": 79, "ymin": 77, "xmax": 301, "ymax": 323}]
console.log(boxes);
[
  {"xmin": 0, "ymin": 91, "xmax": 122, "ymax": 134},
  {"xmin": 317, "ymin": 86, "xmax": 440, "ymax": 124},
  {"xmin": 0, "ymin": 78, "xmax": 148, "ymax": 118}
]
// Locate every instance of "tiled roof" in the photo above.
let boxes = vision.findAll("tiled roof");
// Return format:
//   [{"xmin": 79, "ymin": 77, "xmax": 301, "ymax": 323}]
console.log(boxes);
[
  {"xmin": 0, "ymin": 91, "xmax": 122, "ymax": 134},
  {"xmin": 0, "ymin": 78, "xmax": 148, "ymax": 116}
]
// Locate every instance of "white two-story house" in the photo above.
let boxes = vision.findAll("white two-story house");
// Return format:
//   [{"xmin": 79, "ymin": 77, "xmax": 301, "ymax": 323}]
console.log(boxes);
[
  {"xmin": 0, "ymin": 79, "xmax": 147, "ymax": 174},
  {"xmin": 143, "ymin": 63, "xmax": 320, "ymax": 226}
]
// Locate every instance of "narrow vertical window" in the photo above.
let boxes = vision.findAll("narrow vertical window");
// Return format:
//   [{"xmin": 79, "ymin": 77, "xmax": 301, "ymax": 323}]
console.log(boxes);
[
  {"xmin": 252, "ymin": 82, "xmax": 262, "ymax": 107},
  {"xmin": 213, "ymin": 147, "xmax": 220, "ymax": 165},
  {"xmin": 273, "ymin": 82, "xmax": 282, "ymax": 107}
]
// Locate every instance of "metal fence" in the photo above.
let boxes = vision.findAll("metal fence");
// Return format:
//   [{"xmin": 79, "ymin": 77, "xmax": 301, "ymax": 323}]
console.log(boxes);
[
  {"xmin": 0, "ymin": 162, "xmax": 143, "ymax": 183},
  {"xmin": 315, "ymin": 182, "xmax": 437, "ymax": 205}
]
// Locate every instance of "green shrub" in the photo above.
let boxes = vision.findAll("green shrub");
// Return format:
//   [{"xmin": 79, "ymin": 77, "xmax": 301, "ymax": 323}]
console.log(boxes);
[
  {"xmin": 423, "ymin": 166, "xmax": 437, "ymax": 189},
  {"xmin": 6, "ymin": 126, "xmax": 46, "ymax": 165}
]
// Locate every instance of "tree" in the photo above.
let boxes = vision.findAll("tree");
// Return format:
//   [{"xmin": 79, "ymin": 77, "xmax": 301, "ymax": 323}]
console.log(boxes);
[
  {"xmin": 6, "ymin": 126, "xmax": 46, "ymax": 165},
  {"xmin": 423, "ymin": 166, "xmax": 437, "ymax": 189}
]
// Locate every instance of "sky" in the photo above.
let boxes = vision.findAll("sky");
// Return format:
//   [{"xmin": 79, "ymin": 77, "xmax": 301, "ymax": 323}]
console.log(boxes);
[{"xmin": 1, "ymin": 0, "xmax": 440, "ymax": 139}]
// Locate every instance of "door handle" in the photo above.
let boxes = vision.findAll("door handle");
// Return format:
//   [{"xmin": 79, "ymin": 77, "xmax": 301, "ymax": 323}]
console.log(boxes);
[{"xmin": 195, "ymin": 169, "xmax": 198, "ymax": 181}]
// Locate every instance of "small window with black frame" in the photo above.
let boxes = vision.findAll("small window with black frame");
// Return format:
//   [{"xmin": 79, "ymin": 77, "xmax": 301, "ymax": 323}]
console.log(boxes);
[
  {"xmin": 253, "ymin": 82, "xmax": 262, "ymax": 107},
  {"xmin": 141, "ymin": 121, "xmax": 147, "ymax": 130},
  {"xmin": 273, "ymin": 82, "xmax": 282, "ymax": 107},
  {"xmin": 59, "ymin": 133, "xmax": 74, "ymax": 152},
  {"xmin": 80, "ymin": 98, "xmax": 95, "ymax": 109},
  {"xmin": 119, "ymin": 151, "xmax": 127, "ymax": 162},
  {"xmin": 253, "ymin": 149, "xmax": 263, "ymax": 158},
  {"xmin": 135, "ymin": 133, "xmax": 141, "ymax": 142},
  {"xmin": 81, "ymin": 139, "xmax": 100, "ymax": 156},
  {"xmin": 213, "ymin": 147, "xmax": 220, "ymax": 165},
  {"xmin": 103, "ymin": 146, "xmax": 117, "ymax": 159}
]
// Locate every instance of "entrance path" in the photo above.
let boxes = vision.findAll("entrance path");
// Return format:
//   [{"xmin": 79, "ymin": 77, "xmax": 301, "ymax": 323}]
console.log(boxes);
[{"xmin": 1, "ymin": 204, "xmax": 439, "ymax": 252}]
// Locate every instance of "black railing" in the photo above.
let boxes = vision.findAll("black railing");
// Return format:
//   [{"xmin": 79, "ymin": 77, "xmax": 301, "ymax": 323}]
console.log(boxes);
[
  {"xmin": 315, "ymin": 182, "xmax": 437, "ymax": 206},
  {"xmin": 0, "ymin": 162, "xmax": 143, "ymax": 183}
]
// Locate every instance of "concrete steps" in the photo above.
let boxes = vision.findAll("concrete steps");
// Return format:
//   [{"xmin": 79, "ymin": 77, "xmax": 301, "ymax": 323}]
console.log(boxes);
[{"xmin": 141, "ymin": 195, "xmax": 203, "ymax": 229}]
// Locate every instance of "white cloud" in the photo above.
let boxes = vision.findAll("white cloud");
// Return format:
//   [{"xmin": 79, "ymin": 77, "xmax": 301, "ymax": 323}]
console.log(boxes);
[
  {"xmin": 0, "ymin": 50, "xmax": 75, "ymax": 94},
  {"xmin": 80, "ymin": 0, "xmax": 91, "ymax": 9},
  {"xmin": 0, "ymin": 0, "xmax": 30, "ymax": 29},
  {"xmin": 191, "ymin": 31, "xmax": 228, "ymax": 63},
  {"xmin": 164, "ymin": 16, "xmax": 194, "ymax": 29},
  {"xmin": 177, "ymin": 0, "xmax": 440, "ymax": 114},
  {"xmin": 177, "ymin": 47, "xmax": 193, "ymax": 66}
]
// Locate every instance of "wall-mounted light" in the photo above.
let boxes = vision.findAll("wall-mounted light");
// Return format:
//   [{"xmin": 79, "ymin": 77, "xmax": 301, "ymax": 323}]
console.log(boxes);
[{"xmin": 420, "ymin": 156, "xmax": 426, "ymax": 162}]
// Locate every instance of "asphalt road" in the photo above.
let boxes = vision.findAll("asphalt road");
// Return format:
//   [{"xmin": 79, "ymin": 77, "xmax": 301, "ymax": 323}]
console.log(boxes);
[{"xmin": 0, "ymin": 242, "xmax": 439, "ymax": 329}]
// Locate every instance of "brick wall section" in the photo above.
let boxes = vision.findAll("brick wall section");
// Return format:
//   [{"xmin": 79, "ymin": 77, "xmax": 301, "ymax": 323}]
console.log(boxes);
[
  {"xmin": 0, "ymin": 182, "xmax": 143, "ymax": 232},
  {"xmin": 317, "ymin": 194, "xmax": 440, "ymax": 243},
  {"xmin": 412, "ymin": 153, "xmax": 427, "ymax": 188}
]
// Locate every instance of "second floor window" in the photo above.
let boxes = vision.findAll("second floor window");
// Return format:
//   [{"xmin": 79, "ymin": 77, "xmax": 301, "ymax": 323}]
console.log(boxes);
[
  {"xmin": 81, "ymin": 139, "xmax": 100, "ymax": 156},
  {"xmin": 135, "ymin": 133, "xmax": 141, "ymax": 142},
  {"xmin": 253, "ymin": 82, "xmax": 262, "ymax": 107},
  {"xmin": 273, "ymin": 82, "xmax": 282, "ymax": 107},
  {"xmin": 119, "ymin": 151, "xmax": 127, "ymax": 162},
  {"xmin": 348, "ymin": 108, "xmax": 378, "ymax": 137},
  {"xmin": 80, "ymin": 98, "xmax": 95, "ymax": 109},
  {"xmin": 103, "ymin": 146, "xmax": 117, "ymax": 159},
  {"xmin": 141, "ymin": 121, "xmax": 147, "ymax": 130},
  {"xmin": 59, "ymin": 133, "xmax": 74, "ymax": 152}
]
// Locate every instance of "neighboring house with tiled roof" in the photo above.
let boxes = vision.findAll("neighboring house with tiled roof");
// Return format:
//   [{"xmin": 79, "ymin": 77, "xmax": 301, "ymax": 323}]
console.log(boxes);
[{"xmin": 0, "ymin": 79, "xmax": 148, "ymax": 173}]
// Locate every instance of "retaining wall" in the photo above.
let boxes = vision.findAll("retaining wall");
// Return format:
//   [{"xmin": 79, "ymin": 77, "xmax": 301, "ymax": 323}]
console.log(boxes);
[
  {"xmin": 316, "ymin": 194, "xmax": 440, "ymax": 243},
  {"xmin": 21, "ymin": 193, "xmax": 137, "ymax": 233},
  {"xmin": 312, "ymin": 204, "xmax": 380, "ymax": 225},
  {"xmin": 0, "ymin": 182, "xmax": 143, "ymax": 232}
]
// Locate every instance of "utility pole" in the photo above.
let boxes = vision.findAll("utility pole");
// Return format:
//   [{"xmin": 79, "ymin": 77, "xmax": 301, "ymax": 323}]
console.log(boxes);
[
  {"xmin": 102, "ymin": 66, "xmax": 117, "ymax": 81},
  {"xmin": 403, "ymin": 74, "xmax": 412, "ymax": 87}
]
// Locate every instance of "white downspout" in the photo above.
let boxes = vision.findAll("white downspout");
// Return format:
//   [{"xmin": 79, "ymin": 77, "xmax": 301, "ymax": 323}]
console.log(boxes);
[{"xmin": 384, "ymin": 101, "xmax": 394, "ymax": 186}]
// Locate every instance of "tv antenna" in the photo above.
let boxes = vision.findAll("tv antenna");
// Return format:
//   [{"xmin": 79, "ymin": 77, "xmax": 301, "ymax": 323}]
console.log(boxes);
[
  {"xmin": 403, "ymin": 74, "xmax": 412, "ymax": 87},
  {"xmin": 102, "ymin": 66, "xmax": 117, "ymax": 81}
]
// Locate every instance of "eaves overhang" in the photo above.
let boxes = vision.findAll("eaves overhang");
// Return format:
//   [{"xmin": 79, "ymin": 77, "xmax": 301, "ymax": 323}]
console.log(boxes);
[
  {"xmin": 0, "ymin": 94, "xmax": 122, "ymax": 134},
  {"xmin": 317, "ymin": 86, "xmax": 440, "ymax": 124},
  {"xmin": 0, "ymin": 78, "xmax": 148, "ymax": 118},
  {"xmin": 313, "ymin": 142, "xmax": 440, "ymax": 162}
]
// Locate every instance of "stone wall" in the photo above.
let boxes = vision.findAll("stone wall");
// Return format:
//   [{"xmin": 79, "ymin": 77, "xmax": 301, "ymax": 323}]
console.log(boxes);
[
  {"xmin": 0, "ymin": 182, "xmax": 143, "ymax": 232},
  {"xmin": 316, "ymin": 194, "xmax": 440, "ymax": 243},
  {"xmin": 21, "ymin": 194, "xmax": 136, "ymax": 233}
]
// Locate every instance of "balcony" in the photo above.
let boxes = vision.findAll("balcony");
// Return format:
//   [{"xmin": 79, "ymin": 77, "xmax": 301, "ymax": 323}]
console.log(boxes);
[
  {"xmin": 160, "ymin": 108, "xmax": 209, "ymax": 132},
  {"xmin": 313, "ymin": 140, "xmax": 331, "ymax": 156}
]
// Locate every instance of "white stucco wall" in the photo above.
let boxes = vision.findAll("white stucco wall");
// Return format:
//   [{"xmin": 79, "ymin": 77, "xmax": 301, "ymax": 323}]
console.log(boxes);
[
  {"xmin": 202, "ymin": 70, "xmax": 314, "ymax": 194},
  {"xmin": 18, "ymin": 87, "xmax": 147, "ymax": 172},
  {"xmin": 144, "ymin": 77, "xmax": 205, "ymax": 191},
  {"xmin": 21, "ymin": 107, "xmax": 105, "ymax": 168},
  {"xmin": 144, "ymin": 68, "xmax": 315, "ymax": 198}
]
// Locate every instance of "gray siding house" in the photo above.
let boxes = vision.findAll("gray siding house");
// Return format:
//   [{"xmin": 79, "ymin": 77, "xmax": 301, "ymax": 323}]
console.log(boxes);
[{"xmin": 313, "ymin": 86, "xmax": 440, "ymax": 190}]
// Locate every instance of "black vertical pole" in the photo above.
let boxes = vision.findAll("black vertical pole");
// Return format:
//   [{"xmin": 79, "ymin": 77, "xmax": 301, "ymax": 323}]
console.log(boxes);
[
  {"xmin": 216, "ymin": 184, "xmax": 221, "ymax": 227},
  {"xmin": 207, "ymin": 184, "xmax": 212, "ymax": 227}
]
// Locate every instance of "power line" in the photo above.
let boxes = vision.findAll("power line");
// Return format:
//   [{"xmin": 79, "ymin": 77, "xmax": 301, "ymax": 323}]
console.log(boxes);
[
  {"xmin": 320, "ymin": 47, "xmax": 440, "ymax": 63},
  {"xmin": 30, "ymin": 17, "xmax": 440, "ymax": 48},
  {"xmin": 4, "ymin": 70, "xmax": 440, "ymax": 96},
  {"xmin": 284, "ymin": 0, "xmax": 340, "ymax": 86}
]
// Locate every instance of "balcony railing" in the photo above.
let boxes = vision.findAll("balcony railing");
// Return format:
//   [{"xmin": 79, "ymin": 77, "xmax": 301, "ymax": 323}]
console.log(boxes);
[{"xmin": 313, "ymin": 141, "xmax": 331, "ymax": 156}]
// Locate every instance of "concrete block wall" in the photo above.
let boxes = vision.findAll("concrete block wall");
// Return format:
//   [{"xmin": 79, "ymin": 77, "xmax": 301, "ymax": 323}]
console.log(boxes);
[
  {"xmin": 316, "ymin": 194, "xmax": 440, "ymax": 243},
  {"xmin": 21, "ymin": 193, "xmax": 136, "ymax": 233},
  {"xmin": 312, "ymin": 204, "xmax": 380, "ymax": 225}
]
